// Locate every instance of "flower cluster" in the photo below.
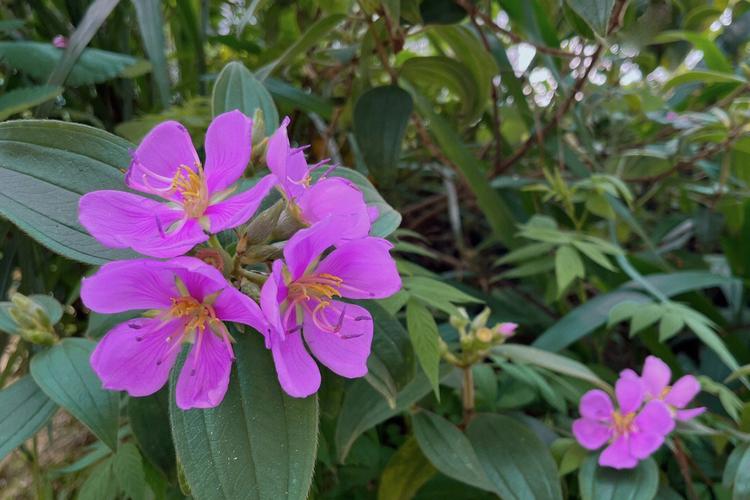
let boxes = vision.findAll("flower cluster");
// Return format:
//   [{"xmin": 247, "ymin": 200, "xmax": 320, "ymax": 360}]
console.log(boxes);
[
  {"xmin": 572, "ymin": 356, "xmax": 704, "ymax": 469},
  {"xmin": 78, "ymin": 111, "xmax": 400, "ymax": 409}
]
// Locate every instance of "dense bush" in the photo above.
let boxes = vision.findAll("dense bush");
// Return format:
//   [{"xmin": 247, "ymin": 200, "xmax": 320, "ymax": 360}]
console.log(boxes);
[{"xmin": 1, "ymin": 0, "xmax": 750, "ymax": 498}]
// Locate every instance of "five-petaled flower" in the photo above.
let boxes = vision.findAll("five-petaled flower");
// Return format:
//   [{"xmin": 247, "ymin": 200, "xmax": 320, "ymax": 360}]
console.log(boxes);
[
  {"xmin": 620, "ymin": 355, "xmax": 705, "ymax": 421},
  {"xmin": 258, "ymin": 217, "xmax": 400, "ymax": 397},
  {"xmin": 82, "ymin": 257, "xmax": 266, "ymax": 409},
  {"xmin": 266, "ymin": 117, "xmax": 374, "ymax": 239},
  {"xmin": 572, "ymin": 376, "xmax": 674, "ymax": 469},
  {"xmin": 79, "ymin": 110, "xmax": 276, "ymax": 258}
]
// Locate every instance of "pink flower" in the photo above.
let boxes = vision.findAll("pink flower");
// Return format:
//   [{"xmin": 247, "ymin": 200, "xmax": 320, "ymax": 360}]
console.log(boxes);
[
  {"xmin": 266, "ymin": 118, "xmax": 375, "ymax": 239},
  {"xmin": 572, "ymin": 377, "xmax": 674, "ymax": 469},
  {"xmin": 52, "ymin": 35, "xmax": 68, "ymax": 48},
  {"xmin": 258, "ymin": 217, "xmax": 400, "ymax": 397},
  {"xmin": 621, "ymin": 356, "xmax": 705, "ymax": 421},
  {"xmin": 496, "ymin": 322, "xmax": 518, "ymax": 337},
  {"xmin": 79, "ymin": 111, "xmax": 276, "ymax": 258},
  {"xmin": 81, "ymin": 257, "xmax": 267, "ymax": 410}
]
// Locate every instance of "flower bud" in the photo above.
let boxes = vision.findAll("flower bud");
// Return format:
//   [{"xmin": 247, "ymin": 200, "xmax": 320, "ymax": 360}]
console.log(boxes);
[
  {"xmin": 243, "ymin": 200, "xmax": 285, "ymax": 246},
  {"xmin": 495, "ymin": 322, "xmax": 518, "ymax": 338},
  {"xmin": 471, "ymin": 307, "xmax": 491, "ymax": 330},
  {"xmin": 240, "ymin": 244, "xmax": 284, "ymax": 264},
  {"xmin": 475, "ymin": 326, "xmax": 494, "ymax": 344},
  {"xmin": 271, "ymin": 208, "xmax": 306, "ymax": 241},
  {"xmin": 251, "ymin": 109, "xmax": 266, "ymax": 148},
  {"xmin": 8, "ymin": 293, "xmax": 57, "ymax": 345},
  {"xmin": 194, "ymin": 248, "xmax": 225, "ymax": 272},
  {"xmin": 449, "ymin": 308, "xmax": 470, "ymax": 330}
]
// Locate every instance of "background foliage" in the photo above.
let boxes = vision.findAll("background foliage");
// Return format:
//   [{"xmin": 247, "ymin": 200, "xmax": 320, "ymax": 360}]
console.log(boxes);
[{"xmin": 1, "ymin": 0, "xmax": 750, "ymax": 498}]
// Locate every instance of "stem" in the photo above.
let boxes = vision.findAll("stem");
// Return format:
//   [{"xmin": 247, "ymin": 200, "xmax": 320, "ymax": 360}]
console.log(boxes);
[
  {"xmin": 608, "ymin": 221, "xmax": 670, "ymax": 303},
  {"xmin": 461, "ymin": 367, "xmax": 475, "ymax": 426},
  {"xmin": 208, "ymin": 234, "xmax": 223, "ymax": 251}
]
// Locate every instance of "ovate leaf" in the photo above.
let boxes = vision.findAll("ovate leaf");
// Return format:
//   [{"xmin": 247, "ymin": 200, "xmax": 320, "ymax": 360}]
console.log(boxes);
[
  {"xmin": 555, "ymin": 245, "xmax": 584, "ymax": 294},
  {"xmin": 377, "ymin": 437, "xmax": 436, "ymax": 500},
  {"xmin": 212, "ymin": 61, "xmax": 279, "ymax": 135},
  {"xmin": 113, "ymin": 442, "xmax": 146, "ymax": 500},
  {"xmin": 466, "ymin": 414, "xmax": 563, "ymax": 500},
  {"xmin": 564, "ymin": 0, "xmax": 615, "ymax": 36},
  {"xmin": 0, "ymin": 120, "xmax": 137, "ymax": 264},
  {"xmin": 406, "ymin": 299, "xmax": 441, "ymax": 397},
  {"xmin": 30, "ymin": 338, "xmax": 120, "ymax": 451},
  {"xmin": 579, "ymin": 454, "xmax": 658, "ymax": 500},
  {"xmin": 0, "ymin": 376, "xmax": 58, "ymax": 461},
  {"xmin": 170, "ymin": 332, "xmax": 318, "ymax": 500},
  {"xmin": 353, "ymin": 86, "xmax": 412, "ymax": 186}
]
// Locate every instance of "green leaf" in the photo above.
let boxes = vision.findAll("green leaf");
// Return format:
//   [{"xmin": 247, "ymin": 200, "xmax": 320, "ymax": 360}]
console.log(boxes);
[
  {"xmin": 128, "ymin": 388, "xmax": 175, "ymax": 476},
  {"xmin": 579, "ymin": 455, "xmax": 659, "ymax": 500},
  {"xmin": 336, "ymin": 368, "xmax": 450, "ymax": 462},
  {"xmin": 133, "ymin": 0, "xmax": 171, "ymax": 108},
  {"xmin": 607, "ymin": 300, "xmax": 641, "ymax": 328},
  {"xmin": 629, "ymin": 303, "xmax": 663, "ymax": 336},
  {"xmin": 724, "ymin": 444, "xmax": 750, "ymax": 498},
  {"xmin": 312, "ymin": 166, "xmax": 401, "ymax": 237},
  {"xmin": 406, "ymin": 299, "xmax": 441, "ymax": 398},
  {"xmin": 0, "ymin": 41, "xmax": 149, "ymax": 88},
  {"xmin": 572, "ymin": 240, "xmax": 616, "ymax": 271},
  {"xmin": 408, "ymin": 88, "xmax": 517, "ymax": 245},
  {"xmin": 466, "ymin": 414, "xmax": 563, "ymax": 500},
  {"xmin": 401, "ymin": 56, "xmax": 482, "ymax": 124},
  {"xmin": 653, "ymin": 31, "xmax": 732, "ymax": 73},
  {"xmin": 30, "ymin": 338, "xmax": 119, "ymax": 451},
  {"xmin": 564, "ymin": 0, "xmax": 614, "ymax": 36},
  {"xmin": 534, "ymin": 271, "xmax": 737, "ymax": 352},
  {"xmin": 212, "ymin": 61, "xmax": 279, "ymax": 136},
  {"xmin": 427, "ymin": 26, "xmax": 497, "ymax": 123},
  {"xmin": 555, "ymin": 245, "xmax": 584, "ymax": 293},
  {"xmin": 492, "ymin": 344, "xmax": 610, "ymax": 391},
  {"xmin": 256, "ymin": 14, "xmax": 346, "ymax": 80},
  {"xmin": 658, "ymin": 311, "xmax": 685, "ymax": 341},
  {"xmin": 353, "ymin": 86, "xmax": 412, "ymax": 186},
  {"xmin": 0, "ymin": 293, "xmax": 63, "ymax": 335},
  {"xmin": 0, "ymin": 85, "xmax": 62, "ymax": 120},
  {"xmin": 0, "ymin": 120, "xmax": 137, "ymax": 264},
  {"xmin": 403, "ymin": 276, "xmax": 482, "ymax": 316},
  {"xmin": 170, "ymin": 332, "xmax": 318, "ymax": 500},
  {"xmin": 113, "ymin": 442, "xmax": 146, "ymax": 500},
  {"xmin": 264, "ymin": 78, "xmax": 334, "ymax": 120},
  {"xmin": 495, "ymin": 242, "xmax": 553, "ymax": 266},
  {"xmin": 0, "ymin": 375, "xmax": 58, "ymax": 461},
  {"xmin": 377, "ymin": 437, "xmax": 436, "ymax": 500},
  {"xmin": 78, "ymin": 458, "xmax": 118, "ymax": 500},
  {"xmin": 663, "ymin": 70, "xmax": 746, "ymax": 92},
  {"xmin": 684, "ymin": 314, "xmax": 741, "ymax": 374},
  {"xmin": 412, "ymin": 411, "xmax": 493, "ymax": 492},
  {"xmin": 362, "ymin": 300, "xmax": 416, "ymax": 408}
]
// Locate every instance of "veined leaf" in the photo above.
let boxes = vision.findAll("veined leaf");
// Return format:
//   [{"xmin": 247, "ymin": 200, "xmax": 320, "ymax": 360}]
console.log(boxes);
[
  {"xmin": 406, "ymin": 299, "xmax": 441, "ymax": 397},
  {"xmin": 0, "ymin": 376, "xmax": 58, "ymax": 461},
  {"xmin": 0, "ymin": 120, "xmax": 137, "ymax": 264},
  {"xmin": 170, "ymin": 332, "xmax": 318, "ymax": 500},
  {"xmin": 0, "ymin": 85, "xmax": 62, "ymax": 120},
  {"xmin": 213, "ymin": 61, "xmax": 279, "ymax": 135}
]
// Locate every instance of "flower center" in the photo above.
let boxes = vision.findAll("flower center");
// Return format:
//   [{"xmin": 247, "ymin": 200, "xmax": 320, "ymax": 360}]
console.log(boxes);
[
  {"xmin": 168, "ymin": 296, "xmax": 217, "ymax": 334},
  {"xmin": 170, "ymin": 164, "xmax": 209, "ymax": 218},
  {"xmin": 612, "ymin": 410, "xmax": 636, "ymax": 435},
  {"xmin": 659, "ymin": 386, "xmax": 671, "ymax": 399},
  {"xmin": 288, "ymin": 273, "xmax": 343, "ymax": 303}
]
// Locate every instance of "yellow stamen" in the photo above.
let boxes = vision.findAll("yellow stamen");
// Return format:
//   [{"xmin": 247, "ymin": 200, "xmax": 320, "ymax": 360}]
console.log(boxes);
[
  {"xmin": 168, "ymin": 296, "xmax": 217, "ymax": 333},
  {"xmin": 170, "ymin": 163, "xmax": 209, "ymax": 218},
  {"xmin": 612, "ymin": 410, "xmax": 636, "ymax": 434},
  {"xmin": 288, "ymin": 273, "xmax": 343, "ymax": 303}
]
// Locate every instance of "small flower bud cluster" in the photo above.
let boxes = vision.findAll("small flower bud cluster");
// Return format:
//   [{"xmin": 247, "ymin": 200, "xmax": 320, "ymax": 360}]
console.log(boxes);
[
  {"xmin": 444, "ymin": 307, "xmax": 517, "ymax": 367},
  {"xmin": 7, "ymin": 293, "xmax": 57, "ymax": 345}
]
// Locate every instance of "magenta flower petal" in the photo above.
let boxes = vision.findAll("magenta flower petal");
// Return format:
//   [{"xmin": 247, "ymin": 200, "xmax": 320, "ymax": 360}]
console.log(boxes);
[
  {"xmin": 267, "ymin": 117, "xmax": 306, "ymax": 200},
  {"xmin": 579, "ymin": 389, "xmax": 614, "ymax": 421},
  {"xmin": 79, "ymin": 190, "xmax": 208, "ymax": 258},
  {"xmin": 315, "ymin": 238, "xmax": 400, "ymax": 299},
  {"xmin": 676, "ymin": 407, "xmax": 706, "ymax": 421},
  {"xmin": 572, "ymin": 418, "xmax": 611, "ymax": 450},
  {"xmin": 664, "ymin": 375, "xmax": 700, "ymax": 408},
  {"xmin": 599, "ymin": 436, "xmax": 637, "ymax": 469},
  {"xmin": 91, "ymin": 318, "xmax": 183, "ymax": 397},
  {"xmin": 303, "ymin": 301, "xmax": 373, "ymax": 378},
  {"xmin": 270, "ymin": 331, "xmax": 321, "ymax": 398},
  {"xmin": 81, "ymin": 259, "xmax": 179, "ymax": 313},
  {"xmin": 297, "ymin": 178, "xmax": 371, "ymax": 238},
  {"xmin": 628, "ymin": 431, "xmax": 665, "ymax": 460},
  {"xmin": 203, "ymin": 174, "xmax": 276, "ymax": 233},
  {"xmin": 260, "ymin": 260, "xmax": 287, "ymax": 342},
  {"xmin": 203, "ymin": 110, "xmax": 253, "ymax": 193},
  {"xmin": 126, "ymin": 121, "xmax": 199, "ymax": 196},
  {"xmin": 283, "ymin": 217, "xmax": 342, "ymax": 280},
  {"xmin": 615, "ymin": 376, "xmax": 643, "ymax": 414},
  {"xmin": 176, "ymin": 331, "xmax": 233, "ymax": 410},
  {"xmin": 635, "ymin": 400, "xmax": 674, "ymax": 435},
  {"xmin": 212, "ymin": 286, "xmax": 267, "ymax": 333},
  {"xmin": 619, "ymin": 368, "xmax": 638, "ymax": 380},
  {"xmin": 642, "ymin": 356, "xmax": 671, "ymax": 398}
]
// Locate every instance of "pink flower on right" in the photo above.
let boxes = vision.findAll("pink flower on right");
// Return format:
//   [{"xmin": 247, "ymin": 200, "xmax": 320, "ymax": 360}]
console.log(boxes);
[{"xmin": 572, "ymin": 355, "xmax": 704, "ymax": 469}]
